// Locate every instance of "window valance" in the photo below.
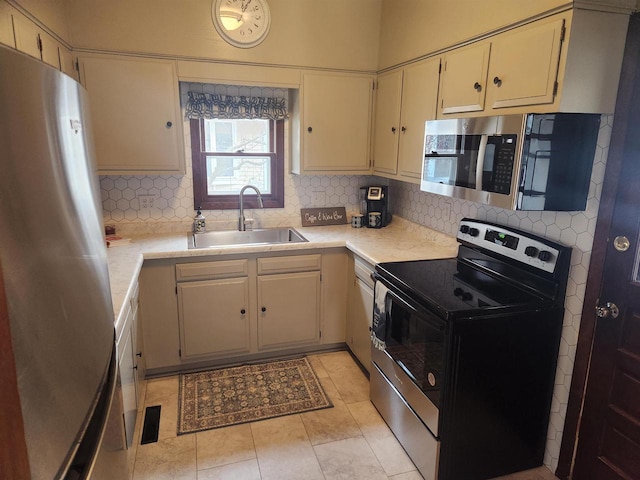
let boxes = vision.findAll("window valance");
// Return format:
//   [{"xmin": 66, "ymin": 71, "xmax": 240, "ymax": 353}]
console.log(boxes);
[{"xmin": 184, "ymin": 87, "xmax": 288, "ymax": 121}]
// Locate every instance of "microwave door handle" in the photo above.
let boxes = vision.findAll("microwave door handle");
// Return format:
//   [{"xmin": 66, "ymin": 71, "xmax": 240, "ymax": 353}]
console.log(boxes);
[{"xmin": 476, "ymin": 135, "xmax": 488, "ymax": 191}]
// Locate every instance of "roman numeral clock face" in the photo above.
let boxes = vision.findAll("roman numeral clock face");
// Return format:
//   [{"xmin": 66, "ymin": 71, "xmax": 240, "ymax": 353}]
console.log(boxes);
[{"xmin": 212, "ymin": 0, "xmax": 271, "ymax": 48}]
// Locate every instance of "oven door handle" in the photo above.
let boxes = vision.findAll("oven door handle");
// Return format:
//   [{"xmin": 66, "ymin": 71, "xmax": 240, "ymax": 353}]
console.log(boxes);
[{"xmin": 386, "ymin": 289, "xmax": 445, "ymax": 332}]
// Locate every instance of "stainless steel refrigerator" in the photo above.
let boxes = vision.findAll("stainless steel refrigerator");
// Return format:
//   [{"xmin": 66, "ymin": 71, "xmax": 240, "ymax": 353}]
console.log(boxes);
[{"xmin": 0, "ymin": 46, "xmax": 128, "ymax": 479}]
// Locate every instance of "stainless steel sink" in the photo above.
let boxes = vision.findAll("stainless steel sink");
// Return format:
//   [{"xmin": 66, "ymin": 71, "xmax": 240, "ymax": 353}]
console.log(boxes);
[{"xmin": 188, "ymin": 227, "xmax": 308, "ymax": 249}]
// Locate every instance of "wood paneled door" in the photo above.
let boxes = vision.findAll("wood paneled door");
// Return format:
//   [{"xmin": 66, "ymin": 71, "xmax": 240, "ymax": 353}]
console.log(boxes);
[{"xmin": 561, "ymin": 13, "xmax": 640, "ymax": 480}]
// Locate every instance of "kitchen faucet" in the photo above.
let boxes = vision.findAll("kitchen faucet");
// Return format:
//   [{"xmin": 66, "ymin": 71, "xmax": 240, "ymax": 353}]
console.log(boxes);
[{"xmin": 238, "ymin": 185, "xmax": 264, "ymax": 231}]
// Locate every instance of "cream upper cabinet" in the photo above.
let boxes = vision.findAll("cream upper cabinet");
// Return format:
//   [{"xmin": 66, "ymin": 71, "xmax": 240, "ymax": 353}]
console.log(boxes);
[
  {"xmin": 439, "ymin": 42, "xmax": 490, "ymax": 115},
  {"xmin": 372, "ymin": 70, "xmax": 403, "ymax": 176},
  {"xmin": 440, "ymin": 19, "xmax": 564, "ymax": 115},
  {"xmin": 437, "ymin": 10, "xmax": 628, "ymax": 116},
  {"xmin": 373, "ymin": 57, "xmax": 440, "ymax": 183},
  {"xmin": 486, "ymin": 16, "xmax": 564, "ymax": 110},
  {"xmin": 0, "ymin": 2, "xmax": 15, "ymax": 47},
  {"xmin": 58, "ymin": 47, "xmax": 77, "ymax": 80},
  {"xmin": 397, "ymin": 58, "xmax": 441, "ymax": 181},
  {"xmin": 12, "ymin": 12, "xmax": 41, "ymax": 60},
  {"xmin": 293, "ymin": 72, "xmax": 373, "ymax": 174},
  {"xmin": 80, "ymin": 55, "xmax": 185, "ymax": 174}
]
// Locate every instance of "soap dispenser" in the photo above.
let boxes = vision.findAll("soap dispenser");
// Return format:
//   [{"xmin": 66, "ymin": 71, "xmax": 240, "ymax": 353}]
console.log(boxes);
[{"xmin": 194, "ymin": 207, "xmax": 206, "ymax": 233}]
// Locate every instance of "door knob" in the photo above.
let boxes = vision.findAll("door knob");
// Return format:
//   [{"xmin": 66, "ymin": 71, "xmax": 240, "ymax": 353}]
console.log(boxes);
[
  {"xmin": 613, "ymin": 236, "xmax": 630, "ymax": 252},
  {"xmin": 493, "ymin": 76, "xmax": 502, "ymax": 87},
  {"xmin": 473, "ymin": 82, "xmax": 482, "ymax": 92},
  {"xmin": 595, "ymin": 302, "xmax": 619, "ymax": 319}
]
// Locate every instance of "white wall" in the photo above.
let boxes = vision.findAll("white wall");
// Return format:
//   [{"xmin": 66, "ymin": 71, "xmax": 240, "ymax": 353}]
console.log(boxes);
[
  {"xmin": 377, "ymin": 0, "xmax": 571, "ymax": 69},
  {"xmin": 65, "ymin": 0, "xmax": 382, "ymax": 72}
]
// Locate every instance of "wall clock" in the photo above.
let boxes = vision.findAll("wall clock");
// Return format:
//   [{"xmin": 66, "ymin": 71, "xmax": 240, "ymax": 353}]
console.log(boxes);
[{"xmin": 212, "ymin": 0, "xmax": 271, "ymax": 48}]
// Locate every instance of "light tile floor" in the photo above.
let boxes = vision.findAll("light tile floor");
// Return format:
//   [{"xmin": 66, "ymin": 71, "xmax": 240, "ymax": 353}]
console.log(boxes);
[{"xmin": 128, "ymin": 351, "xmax": 558, "ymax": 480}]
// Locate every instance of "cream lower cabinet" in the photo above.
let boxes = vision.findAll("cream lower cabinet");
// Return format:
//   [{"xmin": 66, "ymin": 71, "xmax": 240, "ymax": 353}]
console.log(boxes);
[
  {"xmin": 140, "ymin": 251, "xmax": 345, "ymax": 375},
  {"xmin": 117, "ymin": 277, "xmax": 143, "ymax": 448},
  {"xmin": 346, "ymin": 254, "xmax": 374, "ymax": 371},
  {"xmin": 257, "ymin": 271, "xmax": 321, "ymax": 350},
  {"xmin": 256, "ymin": 254, "xmax": 321, "ymax": 350},
  {"xmin": 292, "ymin": 72, "xmax": 374, "ymax": 174},
  {"xmin": 177, "ymin": 278, "xmax": 251, "ymax": 358},
  {"xmin": 79, "ymin": 55, "xmax": 185, "ymax": 174},
  {"xmin": 373, "ymin": 57, "xmax": 440, "ymax": 183},
  {"xmin": 176, "ymin": 259, "xmax": 251, "ymax": 360}
]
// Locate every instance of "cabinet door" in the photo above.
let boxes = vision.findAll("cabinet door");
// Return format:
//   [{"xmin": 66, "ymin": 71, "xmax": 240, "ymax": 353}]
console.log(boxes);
[
  {"xmin": 119, "ymin": 323, "xmax": 137, "ymax": 448},
  {"xmin": 0, "ymin": 2, "xmax": 15, "ymax": 47},
  {"xmin": 347, "ymin": 275, "xmax": 374, "ymax": 372},
  {"xmin": 397, "ymin": 58, "xmax": 440, "ymax": 182},
  {"xmin": 257, "ymin": 271, "xmax": 320, "ymax": 350},
  {"xmin": 177, "ymin": 277, "xmax": 251, "ymax": 358},
  {"xmin": 302, "ymin": 72, "xmax": 373, "ymax": 173},
  {"xmin": 38, "ymin": 31, "xmax": 60, "ymax": 69},
  {"xmin": 487, "ymin": 18, "xmax": 564, "ymax": 109},
  {"xmin": 372, "ymin": 70, "xmax": 403, "ymax": 176},
  {"xmin": 439, "ymin": 42, "xmax": 490, "ymax": 115},
  {"xmin": 58, "ymin": 47, "xmax": 78, "ymax": 80},
  {"xmin": 12, "ymin": 13, "xmax": 41, "ymax": 60},
  {"xmin": 81, "ymin": 56, "xmax": 185, "ymax": 174}
]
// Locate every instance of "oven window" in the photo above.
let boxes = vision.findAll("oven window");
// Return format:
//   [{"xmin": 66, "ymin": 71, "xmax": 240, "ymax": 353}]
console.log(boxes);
[{"xmin": 385, "ymin": 298, "xmax": 445, "ymax": 408}]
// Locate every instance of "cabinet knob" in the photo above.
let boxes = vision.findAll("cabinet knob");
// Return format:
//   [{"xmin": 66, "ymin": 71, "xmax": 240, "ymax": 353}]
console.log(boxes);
[
  {"xmin": 493, "ymin": 76, "xmax": 502, "ymax": 87},
  {"xmin": 166, "ymin": 121, "xmax": 173, "ymax": 128},
  {"xmin": 307, "ymin": 126, "xmax": 313, "ymax": 133},
  {"xmin": 473, "ymin": 82, "xmax": 482, "ymax": 92},
  {"xmin": 261, "ymin": 306, "xmax": 267, "ymax": 312},
  {"xmin": 136, "ymin": 352, "xmax": 142, "ymax": 358},
  {"xmin": 240, "ymin": 309, "xmax": 246, "ymax": 315},
  {"xmin": 391, "ymin": 126, "xmax": 396, "ymax": 133},
  {"xmin": 401, "ymin": 126, "xmax": 407, "ymax": 133}
]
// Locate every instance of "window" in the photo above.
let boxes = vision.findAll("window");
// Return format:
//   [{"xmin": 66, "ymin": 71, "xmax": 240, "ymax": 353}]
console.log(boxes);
[{"xmin": 191, "ymin": 118, "xmax": 284, "ymax": 210}]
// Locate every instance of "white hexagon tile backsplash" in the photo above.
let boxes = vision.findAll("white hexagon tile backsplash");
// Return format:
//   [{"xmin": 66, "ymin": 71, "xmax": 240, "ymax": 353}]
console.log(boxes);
[{"xmin": 100, "ymin": 114, "xmax": 613, "ymax": 472}]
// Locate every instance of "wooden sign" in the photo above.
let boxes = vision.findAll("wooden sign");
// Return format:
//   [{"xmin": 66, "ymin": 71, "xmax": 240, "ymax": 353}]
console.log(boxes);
[{"xmin": 300, "ymin": 207, "xmax": 348, "ymax": 227}]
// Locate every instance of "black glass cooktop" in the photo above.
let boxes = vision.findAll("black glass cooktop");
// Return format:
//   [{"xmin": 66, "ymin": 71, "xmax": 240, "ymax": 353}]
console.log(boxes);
[{"xmin": 375, "ymin": 258, "xmax": 548, "ymax": 319}]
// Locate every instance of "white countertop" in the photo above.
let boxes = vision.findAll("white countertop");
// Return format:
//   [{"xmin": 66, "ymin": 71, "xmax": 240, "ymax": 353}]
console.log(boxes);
[{"xmin": 106, "ymin": 217, "xmax": 459, "ymax": 338}]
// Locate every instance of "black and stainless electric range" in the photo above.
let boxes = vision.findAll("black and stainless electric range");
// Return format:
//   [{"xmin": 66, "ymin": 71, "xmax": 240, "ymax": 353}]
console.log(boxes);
[{"xmin": 370, "ymin": 218, "xmax": 572, "ymax": 480}]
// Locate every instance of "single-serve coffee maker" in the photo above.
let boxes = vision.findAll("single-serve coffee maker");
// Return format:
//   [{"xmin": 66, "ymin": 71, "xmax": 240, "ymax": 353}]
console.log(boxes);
[{"xmin": 360, "ymin": 186, "xmax": 391, "ymax": 228}]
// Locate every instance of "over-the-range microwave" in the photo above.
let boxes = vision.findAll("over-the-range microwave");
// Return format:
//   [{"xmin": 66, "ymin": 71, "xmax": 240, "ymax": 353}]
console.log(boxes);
[{"xmin": 420, "ymin": 113, "xmax": 601, "ymax": 211}]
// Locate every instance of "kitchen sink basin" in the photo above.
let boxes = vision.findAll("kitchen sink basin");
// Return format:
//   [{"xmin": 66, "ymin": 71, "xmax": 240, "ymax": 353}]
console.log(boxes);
[{"xmin": 188, "ymin": 227, "xmax": 308, "ymax": 249}]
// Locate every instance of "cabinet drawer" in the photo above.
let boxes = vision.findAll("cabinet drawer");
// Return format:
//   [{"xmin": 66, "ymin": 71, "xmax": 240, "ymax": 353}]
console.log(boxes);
[
  {"xmin": 354, "ymin": 257, "xmax": 375, "ymax": 290},
  {"xmin": 176, "ymin": 259, "xmax": 249, "ymax": 281},
  {"xmin": 257, "ymin": 254, "xmax": 321, "ymax": 275}
]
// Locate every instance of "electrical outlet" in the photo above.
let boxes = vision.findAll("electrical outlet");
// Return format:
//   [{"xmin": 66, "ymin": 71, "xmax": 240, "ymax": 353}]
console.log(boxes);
[
  {"xmin": 312, "ymin": 191, "xmax": 326, "ymax": 205},
  {"xmin": 443, "ymin": 200, "xmax": 452, "ymax": 220},
  {"xmin": 138, "ymin": 194, "xmax": 157, "ymax": 210}
]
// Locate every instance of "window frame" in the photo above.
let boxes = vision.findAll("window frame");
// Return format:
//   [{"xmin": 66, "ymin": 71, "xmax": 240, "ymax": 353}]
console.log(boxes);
[{"xmin": 191, "ymin": 118, "xmax": 285, "ymax": 210}]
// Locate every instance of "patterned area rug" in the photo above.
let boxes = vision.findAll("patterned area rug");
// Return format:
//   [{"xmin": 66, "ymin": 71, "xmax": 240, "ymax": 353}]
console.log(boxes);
[{"xmin": 177, "ymin": 357, "xmax": 333, "ymax": 434}]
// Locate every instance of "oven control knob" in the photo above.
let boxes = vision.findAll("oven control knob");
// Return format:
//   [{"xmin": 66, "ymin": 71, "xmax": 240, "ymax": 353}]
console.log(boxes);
[
  {"xmin": 468, "ymin": 227, "xmax": 480, "ymax": 237},
  {"xmin": 462, "ymin": 291, "xmax": 473, "ymax": 301},
  {"xmin": 524, "ymin": 246, "xmax": 538, "ymax": 257},
  {"xmin": 459, "ymin": 225, "xmax": 470, "ymax": 234},
  {"xmin": 454, "ymin": 287, "xmax": 464, "ymax": 297},
  {"xmin": 538, "ymin": 250, "xmax": 553, "ymax": 262}
]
